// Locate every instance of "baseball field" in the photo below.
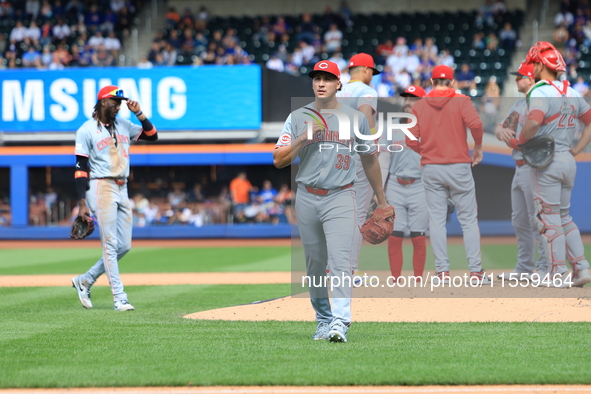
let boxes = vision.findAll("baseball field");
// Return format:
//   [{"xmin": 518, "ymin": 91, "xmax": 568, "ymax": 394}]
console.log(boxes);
[{"xmin": 2, "ymin": 238, "xmax": 591, "ymax": 390}]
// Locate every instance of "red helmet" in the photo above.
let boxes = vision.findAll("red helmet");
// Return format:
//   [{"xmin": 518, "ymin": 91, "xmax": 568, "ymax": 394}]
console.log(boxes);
[{"xmin": 525, "ymin": 41, "xmax": 566, "ymax": 72}]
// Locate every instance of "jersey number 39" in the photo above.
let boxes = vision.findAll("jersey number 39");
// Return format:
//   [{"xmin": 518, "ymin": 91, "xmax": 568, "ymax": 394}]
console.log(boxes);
[{"xmin": 335, "ymin": 154, "xmax": 351, "ymax": 170}]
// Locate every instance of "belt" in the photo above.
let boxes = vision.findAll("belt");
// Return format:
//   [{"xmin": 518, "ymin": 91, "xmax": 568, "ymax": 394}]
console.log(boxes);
[
  {"xmin": 397, "ymin": 177, "xmax": 417, "ymax": 185},
  {"xmin": 515, "ymin": 159, "xmax": 527, "ymax": 167},
  {"xmin": 305, "ymin": 182, "xmax": 353, "ymax": 196},
  {"xmin": 98, "ymin": 177, "xmax": 127, "ymax": 186}
]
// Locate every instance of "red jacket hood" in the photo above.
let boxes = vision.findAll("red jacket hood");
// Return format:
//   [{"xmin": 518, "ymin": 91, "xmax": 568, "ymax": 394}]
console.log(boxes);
[{"xmin": 425, "ymin": 88, "xmax": 459, "ymax": 109}]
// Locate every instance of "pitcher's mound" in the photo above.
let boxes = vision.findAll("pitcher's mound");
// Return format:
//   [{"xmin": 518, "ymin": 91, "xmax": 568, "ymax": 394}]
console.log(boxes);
[{"xmin": 184, "ymin": 296, "xmax": 591, "ymax": 322}]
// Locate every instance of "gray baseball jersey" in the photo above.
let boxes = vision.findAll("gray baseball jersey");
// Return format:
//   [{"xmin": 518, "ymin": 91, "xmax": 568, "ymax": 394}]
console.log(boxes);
[
  {"xmin": 75, "ymin": 117, "xmax": 145, "ymax": 304},
  {"xmin": 528, "ymin": 81, "xmax": 591, "ymax": 151},
  {"xmin": 502, "ymin": 99, "xmax": 527, "ymax": 161},
  {"xmin": 75, "ymin": 118, "xmax": 144, "ymax": 179},
  {"xmin": 275, "ymin": 102, "xmax": 375, "ymax": 189}
]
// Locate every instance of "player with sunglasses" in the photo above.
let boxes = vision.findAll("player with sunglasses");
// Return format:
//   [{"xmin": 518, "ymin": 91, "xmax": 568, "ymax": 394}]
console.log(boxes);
[{"xmin": 71, "ymin": 85, "xmax": 158, "ymax": 311}]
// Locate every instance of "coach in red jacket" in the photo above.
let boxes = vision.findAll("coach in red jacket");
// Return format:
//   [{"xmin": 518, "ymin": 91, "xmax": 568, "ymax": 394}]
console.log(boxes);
[{"xmin": 406, "ymin": 65, "xmax": 489, "ymax": 285}]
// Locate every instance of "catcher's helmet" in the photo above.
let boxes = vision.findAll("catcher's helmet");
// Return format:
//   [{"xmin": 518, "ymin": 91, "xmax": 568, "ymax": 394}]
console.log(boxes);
[{"xmin": 525, "ymin": 41, "xmax": 566, "ymax": 72}]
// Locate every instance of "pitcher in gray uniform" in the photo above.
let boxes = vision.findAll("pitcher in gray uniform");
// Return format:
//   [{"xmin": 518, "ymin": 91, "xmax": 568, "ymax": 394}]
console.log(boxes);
[
  {"xmin": 71, "ymin": 85, "xmax": 158, "ymax": 311},
  {"xmin": 511, "ymin": 42, "xmax": 591, "ymax": 287},
  {"xmin": 386, "ymin": 86, "xmax": 428, "ymax": 281},
  {"xmin": 336, "ymin": 53, "xmax": 383, "ymax": 282},
  {"xmin": 274, "ymin": 60, "xmax": 390, "ymax": 342},
  {"xmin": 495, "ymin": 61, "xmax": 552, "ymax": 280}
]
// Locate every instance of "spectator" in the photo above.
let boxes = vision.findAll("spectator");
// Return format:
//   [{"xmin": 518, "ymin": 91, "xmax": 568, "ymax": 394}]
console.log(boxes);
[
  {"xmin": 22, "ymin": 46, "xmax": 42, "ymax": 68},
  {"xmin": 296, "ymin": 13, "xmax": 316, "ymax": 43},
  {"xmin": 101, "ymin": 9, "xmax": 117, "ymax": 33},
  {"xmin": 438, "ymin": 49, "xmax": 454, "ymax": 67},
  {"xmin": 168, "ymin": 184, "xmax": 187, "ymax": 208},
  {"xmin": 196, "ymin": 5, "xmax": 209, "ymax": 22},
  {"xmin": 424, "ymin": 37, "xmax": 438, "ymax": 60},
  {"xmin": 164, "ymin": 29, "xmax": 180, "ymax": 49},
  {"xmin": 491, "ymin": 0, "xmax": 507, "ymax": 24},
  {"xmin": 339, "ymin": 0, "xmax": 352, "ymax": 27},
  {"xmin": 144, "ymin": 200, "xmax": 160, "ymax": 224},
  {"xmin": 393, "ymin": 36, "xmax": 409, "ymax": 56},
  {"xmin": 394, "ymin": 69, "xmax": 412, "ymax": 91},
  {"xmin": 266, "ymin": 53, "xmax": 284, "ymax": 72},
  {"xmin": 26, "ymin": 21, "xmax": 41, "ymax": 45},
  {"xmin": 68, "ymin": 43, "xmax": 81, "ymax": 66},
  {"xmin": 480, "ymin": 78, "xmax": 501, "ymax": 133},
  {"xmin": 39, "ymin": 20, "xmax": 52, "ymax": 46},
  {"xmin": 110, "ymin": 0, "xmax": 126, "ymax": 14},
  {"xmin": 555, "ymin": 7, "xmax": 574, "ymax": 27},
  {"xmin": 153, "ymin": 52, "xmax": 166, "ymax": 66},
  {"xmin": 476, "ymin": 0, "xmax": 494, "ymax": 27},
  {"xmin": 25, "ymin": 0, "xmax": 40, "ymax": 21},
  {"xmin": 104, "ymin": 31, "xmax": 121, "ymax": 58},
  {"xmin": 65, "ymin": 0, "xmax": 82, "ymax": 21},
  {"xmin": 229, "ymin": 172, "xmax": 252, "ymax": 213},
  {"xmin": 455, "ymin": 63, "xmax": 476, "ymax": 91},
  {"xmin": 222, "ymin": 28, "xmax": 238, "ymax": 50},
  {"xmin": 194, "ymin": 32, "xmax": 208, "ymax": 54},
  {"xmin": 9, "ymin": 21, "xmax": 27, "ymax": 43},
  {"xmin": 166, "ymin": 7, "xmax": 180, "ymax": 28},
  {"xmin": 573, "ymin": 76, "xmax": 589, "ymax": 96},
  {"xmin": 188, "ymin": 183, "xmax": 206, "ymax": 203},
  {"xmin": 91, "ymin": 43, "xmax": 114, "ymax": 66},
  {"xmin": 52, "ymin": 42, "xmax": 71, "ymax": 68},
  {"xmin": 554, "ymin": 22, "xmax": 570, "ymax": 53},
  {"xmin": 409, "ymin": 38, "xmax": 424, "ymax": 55},
  {"xmin": 88, "ymin": 30, "xmax": 105, "ymax": 49},
  {"xmin": 323, "ymin": 23, "xmax": 342, "ymax": 53},
  {"xmin": 40, "ymin": 45, "xmax": 52, "ymax": 67},
  {"xmin": 85, "ymin": 4, "xmax": 102, "ymax": 29},
  {"xmin": 180, "ymin": 29, "xmax": 196, "ymax": 55},
  {"xmin": 0, "ymin": 1, "xmax": 14, "ymax": 20},
  {"xmin": 485, "ymin": 32, "xmax": 499, "ymax": 51},
  {"xmin": 272, "ymin": 16, "xmax": 290, "ymax": 37},
  {"xmin": 499, "ymin": 22, "xmax": 517, "ymax": 51},
  {"xmin": 329, "ymin": 51, "xmax": 347, "ymax": 72},
  {"xmin": 52, "ymin": 18, "xmax": 71, "ymax": 43},
  {"xmin": 376, "ymin": 39, "xmax": 394, "ymax": 59},
  {"xmin": 258, "ymin": 180, "xmax": 278, "ymax": 204},
  {"xmin": 137, "ymin": 56, "xmax": 153, "ymax": 69},
  {"xmin": 147, "ymin": 41, "xmax": 162, "ymax": 62},
  {"xmin": 161, "ymin": 42, "xmax": 178, "ymax": 66},
  {"xmin": 472, "ymin": 32, "xmax": 486, "ymax": 50},
  {"xmin": 406, "ymin": 49, "xmax": 421, "ymax": 75},
  {"xmin": 115, "ymin": 6, "xmax": 132, "ymax": 34},
  {"xmin": 180, "ymin": 7, "xmax": 195, "ymax": 29}
]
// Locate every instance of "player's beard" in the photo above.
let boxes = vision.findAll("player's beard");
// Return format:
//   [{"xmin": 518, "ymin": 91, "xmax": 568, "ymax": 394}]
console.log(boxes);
[{"xmin": 105, "ymin": 107, "xmax": 118, "ymax": 125}]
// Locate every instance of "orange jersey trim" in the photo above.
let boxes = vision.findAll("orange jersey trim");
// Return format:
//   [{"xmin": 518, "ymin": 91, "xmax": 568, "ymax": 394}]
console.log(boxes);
[{"xmin": 75, "ymin": 171, "xmax": 88, "ymax": 178}]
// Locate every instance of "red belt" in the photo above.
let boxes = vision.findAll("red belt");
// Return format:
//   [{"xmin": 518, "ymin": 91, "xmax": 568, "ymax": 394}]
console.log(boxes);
[
  {"xmin": 397, "ymin": 178, "xmax": 417, "ymax": 185},
  {"xmin": 99, "ymin": 177, "xmax": 127, "ymax": 186},
  {"xmin": 305, "ymin": 182, "xmax": 353, "ymax": 196},
  {"xmin": 515, "ymin": 160, "xmax": 526, "ymax": 167}
]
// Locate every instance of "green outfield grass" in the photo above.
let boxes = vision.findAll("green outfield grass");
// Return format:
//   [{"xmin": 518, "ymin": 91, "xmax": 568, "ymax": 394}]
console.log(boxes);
[
  {"xmin": 1, "ymin": 284, "xmax": 591, "ymax": 387},
  {"xmin": 2, "ymin": 242, "xmax": 591, "ymax": 387},
  {"xmin": 0, "ymin": 242, "xmax": 569, "ymax": 275}
]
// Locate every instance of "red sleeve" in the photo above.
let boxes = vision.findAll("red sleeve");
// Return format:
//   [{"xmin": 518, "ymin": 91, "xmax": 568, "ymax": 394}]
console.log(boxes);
[
  {"xmin": 406, "ymin": 107, "xmax": 420, "ymax": 153},
  {"xmin": 528, "ymin": 109, "xmax": 545, "ymax": 124},
  {"xmin": 579, "ymin": 108, "xmax": 591, "ymax": 125},
  {"xmin": 462, "ymin": 98, "xmax": 483, "ymax": 145}
]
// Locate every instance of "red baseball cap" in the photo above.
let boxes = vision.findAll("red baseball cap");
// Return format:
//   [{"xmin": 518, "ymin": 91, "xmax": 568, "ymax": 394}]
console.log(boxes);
[
  {"xmin": 510, "ymin": 61, "xmax": 535, "ymax": 78},
  {"xmin": 97, "ymin": 85, "xmax": 128, "ymax": 100},
  {"xmin": 348, "ymin": 53, "xmax": 380, "ymax": 75},
  {"xmin": 431, "ymin": 65, "xmax": 454, "ymax": 80},
  {"xmin": 400, "ymin": 85, "xmax": 426, "ymax": 98},
  {"xmin": 308, "ymin": 60, "xmax": 341, "ymax": 80}
]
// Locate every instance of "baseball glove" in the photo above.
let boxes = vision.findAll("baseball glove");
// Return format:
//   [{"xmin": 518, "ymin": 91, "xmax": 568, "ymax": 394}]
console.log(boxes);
[
  {"xmin": 519, "ymin": 134, "xmax": 555, "ymax": 168},
  {"xmin": 502, "ymin": 110, "xmax": 520, "ymax": 131},
  {"xmin": 360, "ymin": 204, "xmax": 396, "ymax": 245},
  {"xmin": 70, "ymin": 215, "xmax": 95, "ymax": 240}
]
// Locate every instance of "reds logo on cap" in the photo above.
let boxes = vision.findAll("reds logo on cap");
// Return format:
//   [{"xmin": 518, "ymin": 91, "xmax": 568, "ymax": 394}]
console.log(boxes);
[
  {"xmin": 318, "ymin": 62, "xmax": 329, "ymax": 69},
  {"xmin": 408, "ymin": 86, "xmax": 416, "ymax": 92}
]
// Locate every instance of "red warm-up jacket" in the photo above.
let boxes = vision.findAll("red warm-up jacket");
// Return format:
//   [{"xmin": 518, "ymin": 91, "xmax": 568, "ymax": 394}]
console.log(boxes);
[{"xmin": 406, "ymin": 88, "xmax": 483, "ymax": 165}]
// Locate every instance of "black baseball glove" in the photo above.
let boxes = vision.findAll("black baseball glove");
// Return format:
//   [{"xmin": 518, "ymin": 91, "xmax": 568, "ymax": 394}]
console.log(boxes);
[
  {"xmin": 519, "ymin": 134, "xmax": 555, "ymax": 169},
  {"xmin": 70, "ymin": 215, "xmax": 95, "ymax": 240}
]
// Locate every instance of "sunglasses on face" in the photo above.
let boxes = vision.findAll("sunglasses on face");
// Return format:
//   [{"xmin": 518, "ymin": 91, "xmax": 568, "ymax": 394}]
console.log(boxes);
[
  {"xmin": 112, "ymin": 89, "xmax": 125, "ymax": 97},
  {"xmin": 516, "ymin": 76, "xmax": 530, "ymax": 80}
]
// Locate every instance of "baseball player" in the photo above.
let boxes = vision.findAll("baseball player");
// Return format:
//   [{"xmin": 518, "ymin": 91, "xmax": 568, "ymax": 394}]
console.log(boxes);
[
  {"xmin": 71, "ymin": 85, "xmax": 158, "ymax": 311},
  {"xmin": 509, "ymin": 42, "xmax": 591, "ymax": 287},
  {"xmin": 273, "ymin": 60, "xmax": 390, "ymax": 342},
  {"xmin": 406, "ymin": 65, "xmax": 490, "ymax": 284},
  {"xmin": 386, "ymin": 86, "xmax": 428, "ymax": 281},
  {"xmin": 495, "ymin": 61, "xmax": 556, "ymax": 280},
  {"xmin": 336, "ymin": 53, "xmax": 387, "ymax": 281}
]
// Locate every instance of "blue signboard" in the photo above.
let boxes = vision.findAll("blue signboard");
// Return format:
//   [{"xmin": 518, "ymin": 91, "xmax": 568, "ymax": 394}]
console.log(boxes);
[{"xmin": 0, "ymin": 65, "xmax": 261, "ymax": 132}]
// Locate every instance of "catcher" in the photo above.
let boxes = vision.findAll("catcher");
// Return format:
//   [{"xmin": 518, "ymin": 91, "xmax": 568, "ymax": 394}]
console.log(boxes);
[{"xmin": 494, "ymin": 61, "xmax": 557, "ymax": 280}]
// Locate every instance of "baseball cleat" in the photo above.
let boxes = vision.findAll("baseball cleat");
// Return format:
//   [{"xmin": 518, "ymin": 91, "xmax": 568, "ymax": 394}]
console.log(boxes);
[
  {"xmin": 432, "ymin": 271, "xmax": 450, "ymax": 284},
  {"xmin": 328, "ymin": 321, "xmax": 348, "ymax": 343},
  {"xmin": 470, "ymin": 270, "xmax": 491, "ymax": 285},
  {"xmin": 72, "ymin": 275, "xmax": 92, "ymax": 309},
  {"xmin": 496, "ymin": 271, "xmax": 532, "ymax": 281},
  {"xmin": 114, "ymin": 300, "xmax": 135, "ymax": 311},
  {"xmin": 572, "ymin": 269, "xmax": 591, "ymax": 287},
  {"xmin": 312, "ymin": 322, "xmax": 330, "ymax": 340}
]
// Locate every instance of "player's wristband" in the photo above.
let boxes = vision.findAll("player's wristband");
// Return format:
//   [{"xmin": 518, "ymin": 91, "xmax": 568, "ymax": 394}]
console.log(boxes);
[
  {"xmin": 517, "ymin": 133, "xmax": 529, "ymax": 145},
  {"xmin": 135, "ymin": 110, "xmax": 143, "ymax": 117}
]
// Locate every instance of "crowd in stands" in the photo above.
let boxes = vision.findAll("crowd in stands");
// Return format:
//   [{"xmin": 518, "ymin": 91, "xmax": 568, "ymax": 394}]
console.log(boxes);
[
  {"xmin": 553, "ymin": 0, "xmax": 591, "ymax": 95},
  {"xmin": 0, "ymin": 0, "xmax": 141, "ymax": 69}
]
